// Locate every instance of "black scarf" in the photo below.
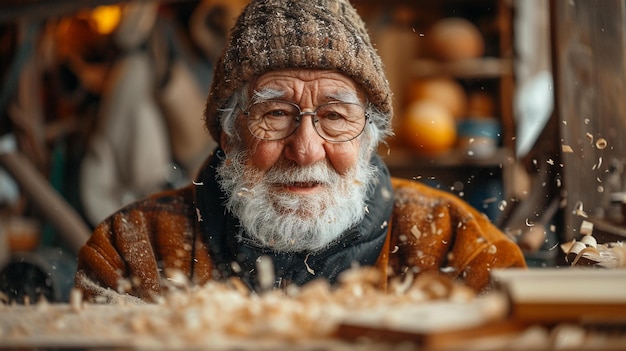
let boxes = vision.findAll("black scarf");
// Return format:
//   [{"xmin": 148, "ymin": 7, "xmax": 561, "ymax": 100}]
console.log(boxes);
[{"xmin": 194, "ymin": 148, "xmax": 393, "ymax": 291}]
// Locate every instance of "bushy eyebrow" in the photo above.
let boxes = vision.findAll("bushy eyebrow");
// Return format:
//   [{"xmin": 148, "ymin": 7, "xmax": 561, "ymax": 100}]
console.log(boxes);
[
  {"xmin": 251, "ymin": 88, "xmax": 362, "ymax": 105},
  {"xmin": 251, "ymin": 88, "xmax": 284, "ymax": 104},
  {"xmin": 327, "ymin": 91, "xmax": 361, "ymax": 104}
]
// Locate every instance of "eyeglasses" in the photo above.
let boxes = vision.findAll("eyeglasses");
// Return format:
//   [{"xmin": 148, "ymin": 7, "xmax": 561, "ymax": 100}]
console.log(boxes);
[{"xmin": 243, "ymin": 100, "xmax": 368, "ymax": 142}]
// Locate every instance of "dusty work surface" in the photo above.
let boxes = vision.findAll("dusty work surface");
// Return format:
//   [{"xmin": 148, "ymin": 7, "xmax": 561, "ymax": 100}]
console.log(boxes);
[
  {"xmin": 0, "ymin": 270, "xmax": 506, "ymax": 350},
  {"xmin": 2, "ymin": 268, "xmax": 626, "ymax": 350},
  {"xmin": 0, "ymin": 299, "xmax": 501, "ymax": 350}
]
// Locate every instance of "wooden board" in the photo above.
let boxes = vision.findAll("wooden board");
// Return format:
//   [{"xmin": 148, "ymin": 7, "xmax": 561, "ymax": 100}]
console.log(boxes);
[
  {"xmin": 335, "ymin": 294, "xmax": 525, "ymax": 348},
  {"xmin": 491, "ymin": 268, "xmax": 626, "ymax": 323}
]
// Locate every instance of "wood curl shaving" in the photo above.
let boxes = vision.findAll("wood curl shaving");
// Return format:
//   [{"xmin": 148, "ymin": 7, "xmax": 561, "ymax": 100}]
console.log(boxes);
[{"xmin": 560, "ymin": 229, "xmax": 625, "ymax": 269}]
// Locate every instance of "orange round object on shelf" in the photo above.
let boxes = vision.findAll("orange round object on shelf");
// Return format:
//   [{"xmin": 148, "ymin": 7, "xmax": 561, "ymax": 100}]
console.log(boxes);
[
  {"xmin": 426, "ymin": 17, "xmax": 485, "ymax": 61},
  {"xmin": 406, "ymin": 77, "xmax": 468, "ymax": 119},
  {"xmin": 401, "ymin": 100, "xmax": 457, "ymax": 156}
]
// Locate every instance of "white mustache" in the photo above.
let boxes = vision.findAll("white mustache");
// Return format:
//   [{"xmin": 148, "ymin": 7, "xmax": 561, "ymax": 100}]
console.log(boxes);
[{"xmin": 262, "ymin": 161, "xmax": 341, "ymax": 187}]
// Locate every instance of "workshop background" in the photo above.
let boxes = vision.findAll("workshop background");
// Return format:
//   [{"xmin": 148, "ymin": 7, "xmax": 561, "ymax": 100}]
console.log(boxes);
[{"xmin": 1, "ymin": 0, "xmax": 625, "ymax": 304}]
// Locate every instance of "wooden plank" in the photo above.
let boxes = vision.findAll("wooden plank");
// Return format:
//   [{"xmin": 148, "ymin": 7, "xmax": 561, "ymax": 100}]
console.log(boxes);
[{"xmin": 491, "ymin": 268, "xmax": 626, "ymax": 323}]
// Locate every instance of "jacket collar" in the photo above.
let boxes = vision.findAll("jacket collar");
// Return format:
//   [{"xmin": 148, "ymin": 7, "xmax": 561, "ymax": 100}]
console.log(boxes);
[{"xmin": 194, "ymin": 148, "xmax": 394, "ymax": 291}]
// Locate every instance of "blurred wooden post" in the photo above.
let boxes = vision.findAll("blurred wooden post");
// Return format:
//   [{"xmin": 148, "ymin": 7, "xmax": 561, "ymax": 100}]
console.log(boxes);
[{"xmin": 551, "ymin": 0, "xmax": 626, "ymax": 241}]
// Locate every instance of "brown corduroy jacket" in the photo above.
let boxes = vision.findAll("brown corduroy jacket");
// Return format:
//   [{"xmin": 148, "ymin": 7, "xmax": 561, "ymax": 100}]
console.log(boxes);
[{"xmin": 75, "ymin": 177, "xmax": 526, "ymax": 302}]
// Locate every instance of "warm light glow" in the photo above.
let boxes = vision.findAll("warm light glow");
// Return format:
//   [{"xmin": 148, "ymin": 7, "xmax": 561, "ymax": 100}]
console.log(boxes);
[{"xmin": 90, "ymin": 5, "xmax": 122, "ymax": 34}]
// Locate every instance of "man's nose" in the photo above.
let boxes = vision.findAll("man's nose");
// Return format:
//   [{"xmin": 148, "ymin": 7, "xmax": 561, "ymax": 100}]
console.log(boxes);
[{"xmin": 283, "ymin": 115, "xmax": 326, "ymax": 166}]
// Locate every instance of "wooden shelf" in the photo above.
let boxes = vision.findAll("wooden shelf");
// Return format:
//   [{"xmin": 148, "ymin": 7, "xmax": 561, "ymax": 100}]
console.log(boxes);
[
  {"xmin": 382, "ymin": 147, "xmax": 514, "ymax": 170},
  {"xmin": 411, "ymin": 57, "xmax": 514, "ymax": 79},
  {"xmin": 358, "ymin": 0, "xmax": 518, "ymax": 220}
]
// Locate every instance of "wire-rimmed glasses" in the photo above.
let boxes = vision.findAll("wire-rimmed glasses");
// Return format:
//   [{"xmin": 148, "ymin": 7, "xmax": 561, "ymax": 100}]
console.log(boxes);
[{"xmin": 243, "ymin": 100, "xmax": 368, "ymax": 142}]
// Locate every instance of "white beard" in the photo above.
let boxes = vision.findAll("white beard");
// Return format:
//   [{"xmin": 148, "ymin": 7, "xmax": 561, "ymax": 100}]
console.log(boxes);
[{"xmin": 216, "ymin": 150, "xmax": 378, "ymax": 252}]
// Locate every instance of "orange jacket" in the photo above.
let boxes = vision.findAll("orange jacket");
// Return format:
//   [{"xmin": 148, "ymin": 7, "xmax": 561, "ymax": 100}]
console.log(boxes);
[{"xmin": 75, "ymin": 176, "xmax": 526, "ymax": 302}]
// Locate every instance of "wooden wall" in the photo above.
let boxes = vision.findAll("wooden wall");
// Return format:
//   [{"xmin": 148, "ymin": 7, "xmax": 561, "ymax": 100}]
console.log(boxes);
[{"xmin": 551, "ymin": 0, "xmax": 626, "ymax": 241}]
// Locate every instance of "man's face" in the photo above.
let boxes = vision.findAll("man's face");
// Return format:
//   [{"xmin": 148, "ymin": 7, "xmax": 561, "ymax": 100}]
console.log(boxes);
[
  {"xmin": 217, "ymin": 69, "xmax": 377, "ymax": 252},
  {"xmin": 228, "ymin": 69, "xmax": 366, "ymax": 176}
]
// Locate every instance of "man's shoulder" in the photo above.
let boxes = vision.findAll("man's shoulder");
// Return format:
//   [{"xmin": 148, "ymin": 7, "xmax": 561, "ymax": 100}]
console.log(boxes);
[
  {"xmin": 99, "ymin": 185, "xmax": 198, "ymax": 230},
  {"xmin": 91, "ymin": 185, "xmax": 200, "ymax": 243},
  {"xmin": 388, "ymin": 176, "xmax": 483, "ymax": 220},
  {"xmin": 125, "ymin": 185, "xmax": 196, "ymax": 214},
  {"xmin": 390, "ymin": 176, "xmax": 460, "ymax": 203}
]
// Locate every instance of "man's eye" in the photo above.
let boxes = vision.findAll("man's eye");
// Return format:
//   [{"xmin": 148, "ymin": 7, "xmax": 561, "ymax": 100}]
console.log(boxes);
[
  {"xmin": 266, "ymin": 109, "xmax": 290, "ymax": 117},
  {"xmin": 322, "ymin": 111, "xmax": 345, "ymax": 121}
]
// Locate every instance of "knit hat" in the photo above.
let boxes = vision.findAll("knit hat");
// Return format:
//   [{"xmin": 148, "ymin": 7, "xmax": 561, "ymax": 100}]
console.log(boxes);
[{"xmin": 204, "ymin": 0, "xmax": 393, "ymax": 143}]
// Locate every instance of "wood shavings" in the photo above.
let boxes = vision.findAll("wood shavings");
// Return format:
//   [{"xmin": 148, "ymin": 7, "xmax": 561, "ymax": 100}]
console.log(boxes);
[
  {"xmin": 230, "ymin": 261, "xmax": 242, "ymax": 274},
  {"xmin": 580, "ymin": 235, "xmax": 597, "ymax": 248},
  {"xmin": 498, "ymin": 200, "xmax": 508, "ymax": 211},
  {"xmin": 579, "ymin": 220, "xmax": 594, "ymax": 235},
  {"xmin": 570, "ymin": 246, "xmax": 600, "ymax": 266},
  {"xmin": 69, "ymin": 289, "xmax": 83, "ymax": 312},
  {"xmin": 164, "ymin": 268, "xmax": 189, "ymax": 289},
  {"xmin": 410, "ymin": 225, "xmax": 421, "ymax": 239},
  {"xmin": 573, "ymin": 201, "xmax": 588, "ymax": 218},
  {"xmin": 606, "ymin": 243, "xmax": 626, "ymax": 268},
  {"xmin": 560, "ymin": 232, "xmax": 625, "ymax": 268},
  {"xmin": 304, "ymin": 253, "xmax": 315, "ymax": 275},
  {"xmin": 256, "ymin": 256, "xmax": 275, "ymax": 290},
  {"xmin": 380, "ymin": 221, "xmax": 388, "ymax": 229},
  {"xmin": 482, "ymin": 197, "xmax": 497, "ymax": 204},
  {"xmin": 1, "ymin": 266, "xmax": 488, "ymax": 350},
  {"xmin": 440, "ymin": 266, "xmax": 456, "ymax": 274},
  {"xmin": 551, "ymin": 324, "xmax": 587, "ymax": 349},
  {"xmin": 412, "ymin": 273, "xmax": 471, "ymax": 301},
  {"xmin": 227, "ymin": 277, "xmax": 249, "ymax": 296},
  {"xmin": 117, "ymin": 278, "xmax": 133, "ymax": 294}
]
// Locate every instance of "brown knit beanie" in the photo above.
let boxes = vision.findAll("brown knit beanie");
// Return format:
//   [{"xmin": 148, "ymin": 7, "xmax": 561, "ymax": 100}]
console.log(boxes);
[{"xmin": 204, "ymin": 0, "xmax": 393, "ymax": 143}]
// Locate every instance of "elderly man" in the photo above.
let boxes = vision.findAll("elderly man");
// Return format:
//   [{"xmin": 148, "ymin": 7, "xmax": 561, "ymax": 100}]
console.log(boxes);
[{"xmin": 75, "ymin": 0, "xmax": 526, "ymax": 302}]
